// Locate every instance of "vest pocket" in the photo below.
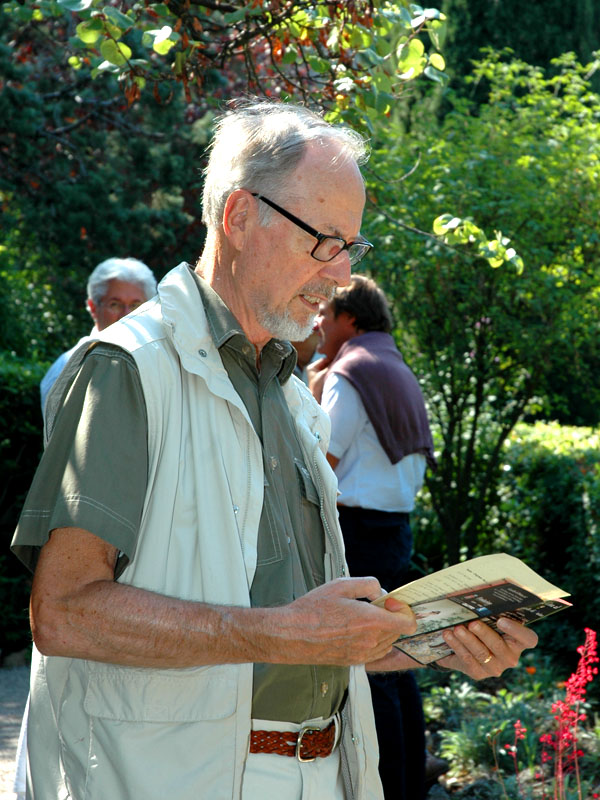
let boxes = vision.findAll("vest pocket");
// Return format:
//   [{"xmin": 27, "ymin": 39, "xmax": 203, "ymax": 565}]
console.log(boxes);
[{"xmin": 84, "ymin": 662, "xmax": 237, "ymax": 722}]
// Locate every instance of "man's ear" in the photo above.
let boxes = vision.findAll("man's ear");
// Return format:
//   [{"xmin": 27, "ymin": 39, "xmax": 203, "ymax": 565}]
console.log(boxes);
[
  {"xmin": 86, "ymin": 298, "xmax": 98, "ymax": 323},
  {"xmin": 222, "ymin": 190, "xmax": 254, "ymax": 250}
]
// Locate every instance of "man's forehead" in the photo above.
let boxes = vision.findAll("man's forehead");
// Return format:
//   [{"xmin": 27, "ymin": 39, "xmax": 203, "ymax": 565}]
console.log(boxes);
[{"xmin": 102, "ymin": 279, "xmax": 145, "ymax": 298}]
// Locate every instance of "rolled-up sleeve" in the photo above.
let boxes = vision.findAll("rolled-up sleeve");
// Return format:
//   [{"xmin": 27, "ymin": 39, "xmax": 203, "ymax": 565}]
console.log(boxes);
[{"xmin": 11, "ymin": 345, "xmax": 148, "ymax": 577}]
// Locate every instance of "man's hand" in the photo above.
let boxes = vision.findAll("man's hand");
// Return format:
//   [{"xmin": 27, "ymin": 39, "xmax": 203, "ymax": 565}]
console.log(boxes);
[
  {"xmin": 366, "ymin": 616, "xmax": 538, "ymax": 677},
  {"xmin": 435, "ymin": 617, "xmax": 538, "ymax": 679},
  {"xmin": 265, "ymin": 578, "xmax": 417, "ymax": 666}
]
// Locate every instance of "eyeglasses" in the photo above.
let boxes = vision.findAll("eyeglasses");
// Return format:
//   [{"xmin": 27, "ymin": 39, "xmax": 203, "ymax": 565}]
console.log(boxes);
[
  {"xmin": 100, "ymin": 300, "xmax": 144, "ymax": 315},
  {"xmin": 251, "ymin": 193, "xmax": 373, "ymax": 266}
]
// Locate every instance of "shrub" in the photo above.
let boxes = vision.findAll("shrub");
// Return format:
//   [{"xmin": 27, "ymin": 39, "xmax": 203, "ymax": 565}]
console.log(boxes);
[
  {"xmin": 0, "ymin": 352, "xmax": 44, "ymax": 658},
  {"xmin": 413, "ymin": 421, "xmax": 600, "ymax": 687},
  {"xmin": 493, "ymin": 423, "xmax": 600, "ymax": 673}
]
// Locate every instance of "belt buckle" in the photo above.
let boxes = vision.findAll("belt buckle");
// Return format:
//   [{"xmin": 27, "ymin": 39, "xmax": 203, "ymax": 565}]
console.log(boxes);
[{"xmin": 296, "ymin": 726, "xmax": 320, "ymax": 762}]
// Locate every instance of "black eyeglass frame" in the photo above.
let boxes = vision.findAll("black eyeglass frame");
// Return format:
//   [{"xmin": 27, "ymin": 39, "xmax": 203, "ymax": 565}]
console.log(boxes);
[{"xmin": 251, "ymin": 193, "xmax": 373, "ymax": 266}]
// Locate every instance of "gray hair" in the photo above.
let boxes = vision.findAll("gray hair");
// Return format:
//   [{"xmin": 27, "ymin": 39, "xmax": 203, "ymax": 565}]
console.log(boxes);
[
  {"xmin": 87, "ymin": 257, "xmax": 157, "ymax": 306},
  {"xmin": 201, "ymin": 99, "xmax": 369, "ymax": 230}
]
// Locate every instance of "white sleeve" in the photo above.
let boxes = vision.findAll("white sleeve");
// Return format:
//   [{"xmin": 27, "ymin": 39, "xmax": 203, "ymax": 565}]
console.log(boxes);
[{"xmin": 321, "ymin": 373, "xmax": 368, "ymax": 460}]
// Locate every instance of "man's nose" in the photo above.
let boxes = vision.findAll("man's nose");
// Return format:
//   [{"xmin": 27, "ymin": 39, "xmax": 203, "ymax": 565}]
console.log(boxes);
[{"xmin": 320, "ymin": 251, "xmax": 352, "ymax": 287}]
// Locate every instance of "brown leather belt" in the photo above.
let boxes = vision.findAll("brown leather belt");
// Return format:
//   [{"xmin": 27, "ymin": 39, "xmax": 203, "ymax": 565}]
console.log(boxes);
[{"xmin": 249, "ymin": 718, "xmax": 338, "ymax": 762}]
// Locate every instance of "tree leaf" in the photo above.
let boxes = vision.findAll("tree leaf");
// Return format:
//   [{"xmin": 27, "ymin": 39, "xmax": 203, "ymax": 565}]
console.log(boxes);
[
  {"xmin": 144, "ymin": 26, "xmax": 177, "ymax": 55},
  {"xmin": 100, "ymin": 39, "xmax": 132, "ymax": 66},
  {"xmin": 429, "ymin": 52, "xmax": 445, "ymax": 71},
  {"xmin": 424, "ymin": 65, "xmax": 448, "ymax": 84},
  {"xmin": 58, "ymin": 0, "xmax": 93, "ymax": 11},
  {"xmin": 102, "ymin": 7, "xmax": 132, "ymax": 32},
  {"xmin": 76, "ymin": 19, "xmax": 103, "ymax": 45},
  {"xmin": 307, "ymin": 56, "xmax": 330, "ymax": 74}
]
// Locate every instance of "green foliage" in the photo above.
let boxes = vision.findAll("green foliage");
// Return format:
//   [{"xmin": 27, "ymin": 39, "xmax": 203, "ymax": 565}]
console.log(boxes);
[
  {"xmin": 440, "ymin": 0, "xmax": 600, "ymax": 101},
  {"xmin": 494, "ymin": 423, "xmax": 600, "ymax": 667},
  {"xmin": 413, "ymin": 421, "xmax": 600, "ymax": 675},
  {"xmin": 0, "ymin": 0, "xmax": 448, "ymax": 130},
  {"xmin": 422, "ymin": 672, "xmax": 550, "ymax": 779},
  {"xmin": 0, "ymin": 353, "xmax": 44, "ymax": 657},
  {"xmin": 363, "ymin": 49, "xmax": 600, "ymax": 563},
  {"xmin": 0, "ymin": 23, "xmax": 204, "ymax": 283},
  {"xmin": 0, "ymin": 555, "xmax": 31, "ymax": 658},
  {"xmin": 420, "ymin": 652, "xmax": 600, "ymax": 798}
]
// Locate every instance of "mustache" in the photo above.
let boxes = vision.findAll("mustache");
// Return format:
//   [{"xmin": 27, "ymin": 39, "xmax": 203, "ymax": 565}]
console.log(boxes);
[{"xmin": 300, "ymin": 282, "xmax": 336, "ymax": 302}]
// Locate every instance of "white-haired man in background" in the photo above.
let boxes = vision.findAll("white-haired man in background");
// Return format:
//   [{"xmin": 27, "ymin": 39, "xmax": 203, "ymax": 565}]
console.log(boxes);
[{"xmin": 39, "ymin": 257, "xmax": 157, "ymax": 411}]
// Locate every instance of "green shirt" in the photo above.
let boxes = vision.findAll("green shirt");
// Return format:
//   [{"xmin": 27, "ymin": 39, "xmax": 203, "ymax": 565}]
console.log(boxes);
[
  {"xmin": 197, "ymin": 273, "xmax": 347, "ymax": 721},
  {"xmin": 12, "ymin": 269, "xmax": 348, "ymax": 722}
]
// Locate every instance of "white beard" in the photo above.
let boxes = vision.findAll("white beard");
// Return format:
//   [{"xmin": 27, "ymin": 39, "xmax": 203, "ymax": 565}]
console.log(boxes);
[
  {"xmin": 258, "ymin": 307, "xmax": 316, "ymax": 341},
  {"xmin": 256, "ymin": 281, "xmax": 335, "ymax": 342}
]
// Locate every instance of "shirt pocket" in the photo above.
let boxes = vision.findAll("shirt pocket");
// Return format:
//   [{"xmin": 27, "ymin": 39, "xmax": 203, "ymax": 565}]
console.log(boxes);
[{"xmin": 294, "ymin": 459, "xmax": 326, "ymax": 588}]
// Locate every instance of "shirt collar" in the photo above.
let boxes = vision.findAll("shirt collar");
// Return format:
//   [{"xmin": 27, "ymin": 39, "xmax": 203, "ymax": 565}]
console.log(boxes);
[{"xmin": 190, "ymin": 268, "xmax": 296, "ymax": 383}]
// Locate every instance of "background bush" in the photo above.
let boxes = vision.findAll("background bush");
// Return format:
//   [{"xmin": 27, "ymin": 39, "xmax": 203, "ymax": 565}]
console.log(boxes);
[
  {"xmin": 0, "ymin": 354, "xmax": 44, "ymax": 657},
  {"xmin": 414, "ymin": 421, "xmax": 600, "ymax": 683}
]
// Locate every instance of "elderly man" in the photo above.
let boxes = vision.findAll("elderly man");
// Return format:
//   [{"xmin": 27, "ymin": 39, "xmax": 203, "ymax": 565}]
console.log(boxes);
[
  {"xmin": 39, "ymin": 256, "xmax": 156, "ymax": 411},
  {"xmin": 11, "ymin": 100, "xmax": 537, "ymax": 800}
]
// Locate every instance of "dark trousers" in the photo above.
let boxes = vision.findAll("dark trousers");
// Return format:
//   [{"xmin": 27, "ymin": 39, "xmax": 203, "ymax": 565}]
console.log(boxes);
[{"xmin": 337, "ymin": 505, "xmax": 426, "ymax": 800}]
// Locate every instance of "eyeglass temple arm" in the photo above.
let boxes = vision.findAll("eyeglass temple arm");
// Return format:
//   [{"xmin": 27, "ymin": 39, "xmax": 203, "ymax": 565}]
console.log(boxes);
[{"xmin": 251, "ymin": 193, "xmax": 325, "ymax": 241}]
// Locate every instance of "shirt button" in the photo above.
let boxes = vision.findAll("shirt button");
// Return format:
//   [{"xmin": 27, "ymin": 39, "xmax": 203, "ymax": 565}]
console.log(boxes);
[
  {"xmin": 270, "ymin": 456, "xmax": 278, "ymax": 470},
  {"xmin": 198, "ymin": 349, "xmax": 207, "ymax": 357},
  {"xmin": 321, "ymin": 682, "xmax": 329, "ymax": 697}
]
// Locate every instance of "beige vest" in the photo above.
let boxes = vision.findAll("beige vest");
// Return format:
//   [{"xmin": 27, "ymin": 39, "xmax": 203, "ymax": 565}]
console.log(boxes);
[{"xmin": 29, "ymin": 264, "xmax": 382, "ymax": 800}]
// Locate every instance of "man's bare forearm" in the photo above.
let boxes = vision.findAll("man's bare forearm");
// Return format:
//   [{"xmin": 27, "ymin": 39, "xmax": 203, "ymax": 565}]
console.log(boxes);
[{"xmin": 30, "ymin": 527, "xmax": 417, "ymax": 668}]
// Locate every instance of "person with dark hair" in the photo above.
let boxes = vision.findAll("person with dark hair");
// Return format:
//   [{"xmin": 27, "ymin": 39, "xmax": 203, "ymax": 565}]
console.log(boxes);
[
  {"xmin": 312, "ymin": 275, "xmax": 446, "ymax": 798},
  {"xmin": 12, "ymin": 101, "xmax": 537, "ymax": 800},
  {"xmin": 306, "ymin": 275, "xmax": 392, "ymax": 402}
]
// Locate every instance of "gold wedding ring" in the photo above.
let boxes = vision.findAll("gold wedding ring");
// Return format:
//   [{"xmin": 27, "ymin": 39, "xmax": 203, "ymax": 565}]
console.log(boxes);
[{"xmin": 482, "ymin": 653, "xmax": 493, "ymax": 664}]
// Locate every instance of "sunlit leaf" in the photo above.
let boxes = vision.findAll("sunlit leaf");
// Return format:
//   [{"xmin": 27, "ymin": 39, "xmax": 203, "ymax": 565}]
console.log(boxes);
[
  {"xmin": 429, "ymin": 53, "xmax": 445, "ymax": 71},
  {"xmin": 76, "ymin": 19, "xmax": 103, "ymax": 45},
  {"xmin": 100, "ymin": 39, "xmax": 132, "ymax": 66},
  {"xmin": 143, "ymin": 26, "xmax": 177, "ymax": 55},
  {"xmin": 422, "ymin": 8, "xmax": 444, "ymax": 20},
  {"xmin": 397, "ymin": 38, "xmax": 425, "ymax": 61},
  {"xmin": 58, "ymin": 0, "xmax": 93, "ymax": 11}
]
